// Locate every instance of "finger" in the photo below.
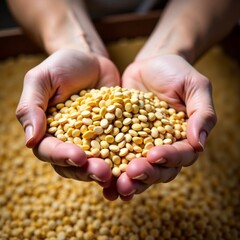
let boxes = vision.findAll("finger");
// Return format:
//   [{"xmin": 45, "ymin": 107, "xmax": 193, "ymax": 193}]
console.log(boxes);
[
  {"xmin": 103, "ymin": 180, "xmax": 119, "ymax": 201},
  {"xmin": 126, "ymin": 158, "xmax": 160, "ymax": 184},
  {"xmin": 52, "ymin": 157, "xmax": 112, "ymax": 184},
  {"xmin": 95, "ymin": 57, "xmax": 121, "ymax": 88},
  {"xmin": 121, "ymin": 63, "xmax": 147, "ymax": 91},
  {"xmin": 185, "ymin": 75, "xmax": 217, "ymax": 151},
  {"xmin": 126, "ymin": 158, "xmax": 182, "ymax": 184},
  {"xmin": 33, "ymin": 135, "xmax": 87, "ymax": 167},
  {"xmin": 116, "ymin": 172, "xmax": 148, "ymax": 198},
  {"xmin": 16, "ymin": 68, "xmax": 51, "ymax": 148},
  {"xmin": 147, "ymin": 139, "xmax": 199, "ymax": 168},
  {"xmin": 117, "ymin": 166, "xmax": 180, "ymax": 199}
]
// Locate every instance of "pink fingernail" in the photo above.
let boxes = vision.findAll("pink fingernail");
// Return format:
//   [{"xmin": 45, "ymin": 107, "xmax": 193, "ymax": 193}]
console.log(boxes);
[
  {"xmin": 199, "ymin": 131, "xmax": 207, "ymax": 151},
  {"xmin": 155, "ymin": 158, "xmax": 167, "ymax": 164},
  {"xmin": 122, "ymin": 189, "xmax": 136, "ymax": 197},
  {"xmin": 66, "ymin": 159, "xmax": 79, "ymax": 166},
  {"xmin": 89, "ymin": 174, "xmax": 104, "ymax": 182},
  {"xmin": 132, "ymin": 173, "xmax": 148, "ymax": 180},
  {"xmin": 25, "ymin": 125, "xmax": 33, "ymax": 145}
]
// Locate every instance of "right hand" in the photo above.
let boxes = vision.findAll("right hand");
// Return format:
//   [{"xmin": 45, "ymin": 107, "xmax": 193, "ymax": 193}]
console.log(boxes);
[{"xmin": 16, "ymin": 49, "xmax": 120, "ymax": 187}]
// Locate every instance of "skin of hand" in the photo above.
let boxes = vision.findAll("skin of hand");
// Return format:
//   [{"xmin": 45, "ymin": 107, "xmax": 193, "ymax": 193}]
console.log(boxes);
[
  {"xmin": 16, "ymin": 48, "xmax": 120, "ymax": 187},
  {"xmin": 103, "ymin": 54, "xmax": 217, "ymax": 200}
]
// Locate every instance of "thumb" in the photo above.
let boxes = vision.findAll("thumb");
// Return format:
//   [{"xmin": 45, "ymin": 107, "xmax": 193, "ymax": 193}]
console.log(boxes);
[
  {"xmin": 95, "ymin": 56, "xmax": 121, "ymax": 88},
  {"xmin": 16, "ymin": 69, "xmax": 51, "ymax": 148},
  {"xmin": 185, "ymin": 76, "xmax": 217, "ymax": 151}
]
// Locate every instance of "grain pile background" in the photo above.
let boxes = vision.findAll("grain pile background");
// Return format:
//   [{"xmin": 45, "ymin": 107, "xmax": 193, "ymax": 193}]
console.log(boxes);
[{"xmin": 0, "ymin": 39, "xmax": 240, "ymax": 240}]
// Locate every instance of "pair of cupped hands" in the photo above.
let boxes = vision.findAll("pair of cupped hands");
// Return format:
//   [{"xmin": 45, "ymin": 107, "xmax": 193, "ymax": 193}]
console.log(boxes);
[{"xmin": 16, "ymin": 49, "xmax": 216, "ymax": 201}]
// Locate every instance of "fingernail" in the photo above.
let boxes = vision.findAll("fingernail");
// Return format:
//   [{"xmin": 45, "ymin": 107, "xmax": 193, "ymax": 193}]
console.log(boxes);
[
  {"xmin": 122, "ymin": 189, "xmax": 136, "ymax": 197},
  {"xmin": 155, "ymin": 158, "xmax": 167, "ymax": 164},
  {"xmin": 199, "ymin": 131, "xmax": 207, "ymax": 151},
  {"xmin": 25, "ymin": 125, "xmax": 33, "ymax": 145},
  {"xmin": 132, "ymin": 173, "xmax": 148, "ymax": 180},
  {"xmin": 89, "ymin": 174, "xmax": 104, "ymax": 182},
  {"xmin": 66, "ymin": 159, "xmax": 79, "ymax": 166}
]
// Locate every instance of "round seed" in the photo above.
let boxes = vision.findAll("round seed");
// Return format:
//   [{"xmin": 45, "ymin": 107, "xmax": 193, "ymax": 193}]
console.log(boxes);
[
  {"xmin": 118, "ymin": 140, "xmax": 126, "ymax": 149},
  {"xmin": 126, "ymin": 153, "xmax": 136, "ymax": 161},
  {"xmin": 114, "ymin": 120, "xmax": 123, "ymax": 128},
  {"xmin": 145, "ymin": 142, "xmax": 154, "ymax": 150},
  {"xmin": 72, "ymin": 129, "xmax": 81, "ymax": 138},
  {"xmin": 57, "ymin": 134, "xmax": 67, "ymax": 141},
  {"xmin": 58, "ymin": 117, "xmax": 68, "ymax": 125},
  {"xmin": 100, "ymin": 141, "xmax": 109, "ymax": 149},
  {"xmin": 81, "ymin": 110, "xmax": 91, "ymax": 117},
  {"xmin": 100, "ymin": 107, "xmax": 107, "ymax": 117},
  {"xmin": 154, "ymin": 138, "xmax": 163, "ymax": 146},
  {"xmin": 163, "ymin": 138, "xmax": 173, "ymax": 144},
  {"xmin": 115, "ymin": 108, "xmax": 123, "ymax": 118},
  {"xmin": 132, "ymin": 123, "xmax": 142, "ymax": 131},
  {"xmin": 82, "ymin": 131, "xmax": 95, "ymax": 139},
  {"xmin": 123, "ymin": 118, "xmax": 132, "ymax": 126},
  {"xmin": 133, "ymin": 146, "xmax": 142, "ymax": 153},
  {"xmin": 105, "ymin": 135, "xmax": 114, "ymax": 143},
  {"xmin": 94, "ymin": 126, "xmax": 104, "ymax": 135},
  {"xmin": 132, "ymin": 137, "xmax": 143, "ymax": 145},
  {"xmin": 91, "ymin": 140, "xmax": 101, "ymax": 149},
  {"xmin": 91, "ymin": 148, "xmax": 100, "ymax": 157},
  {"xmin": 100, "ymin": 149, "xmax": 109, "ymax": 158},
  {"xmin": 138, "ymin": 131, "xmax": 148, "ymax": 137},
  {"xmin": 104, "ymin": 124, "xmax": 113, "ymax": 134},
  {"xmin": 138, "ymin": 115, "xmax": 148, "ymax": 122},
  {"xmin": 109, "ymin": 145, "xmax": 120, "ymax": 153},
  {"xmin": 125, "ymin": 102, "xmax": 133, "ymax": 112},
  {"xmin": 112, "ymin": 167, "xmax": 121, "ymax": 177},
  {"xmin": 119, "ymin": 148, "xmax": 129, "ymax": 157},
  {"xmin": 129, "ymin": 130, "xmax": 138, "ymax": 137},
  {"xmin": 115, "ymin": 133, "xmax": 125, "ymax": 143},
  {"xmin": 119, "ymin": 163, "xmax": 128, "ymax": 172},
  {"xmin": 151, "ymin": 127, "xmax": 159, "ymax": 138},
  {"xmin": 107, "ymin": 105, "xmax": 116, "ymax": 112},
  {"xmin": 82, "ymin": 118, "xmax": 92, "ymax": 125},
  {"xmin": 105, "ymin": 113, "xmax": 115, "ymax": 121},
  {"xmin": 148, "ymin": 112, "xmax": 156, "ymax": 121},
  {"xmin": 112, "ymin": 155, "xmax": 121, "ymax": 165},
  {"xmin": 92, "ymin": 114, "xmax": 102, "ymax": 121},
  {"xmin": 100, "ymin": 119, "xmax": 109, "ymax": 128}
]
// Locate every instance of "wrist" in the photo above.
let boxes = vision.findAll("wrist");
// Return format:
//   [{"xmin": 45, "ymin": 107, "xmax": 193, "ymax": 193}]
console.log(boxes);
[
  {"xmin": 135, "ymin": 25, "xmax": 198, "ymax": 64},
  {"xmin": 40, "ymin": 1, "xmax": 108, "ymax": 57},
  {"xmin": 42, "ymin": 24, "xmax": 108, "ymax": 57}
]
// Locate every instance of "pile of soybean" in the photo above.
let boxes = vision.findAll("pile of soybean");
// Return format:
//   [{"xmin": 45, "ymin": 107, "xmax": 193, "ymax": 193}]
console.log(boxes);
[
  {"xmin": 0, "ymin": 43, "xmax": 240, "ymax": 240},
  {"xmin": 46, "ymin": 86, "xmax": 187, "ymax": 177}
]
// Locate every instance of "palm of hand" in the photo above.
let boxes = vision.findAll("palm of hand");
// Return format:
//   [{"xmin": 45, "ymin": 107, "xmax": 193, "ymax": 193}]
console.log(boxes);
[
  {"xmin": 40, "ymin": 49, "xmax": 120, "ymax": 106},
  {"xmin": 102, "ymin": 54, "xmax": 215, "ymax": 200},
  {"xmin": 122, "ymin": 55, "xmax": 197, "ymax": 111}
]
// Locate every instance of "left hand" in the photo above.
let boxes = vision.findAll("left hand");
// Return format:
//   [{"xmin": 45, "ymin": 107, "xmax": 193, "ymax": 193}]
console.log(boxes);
[{"xmin": 103, "ymin": 54, "xmax": 217, "ymax": 200}]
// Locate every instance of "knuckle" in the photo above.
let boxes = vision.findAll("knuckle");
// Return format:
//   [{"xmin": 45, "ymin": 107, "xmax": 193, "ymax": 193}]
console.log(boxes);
[
  {"xmin": 24, "ymin": 68, "xmax": 37, "ymax": 82},
  {"xmin": 184, "ymin": 154, "xmax": 199, "ymax": 167},
  {"xmin": 52, "ymin": 165, "xmax": 70, "ymax": 179},
  {"xmin": 15, "ymin": 103, "xmax": 30, "ymax": 123},
  {"xmin": 163, "ymin": 167, "xmax": 181, "ymax": 183},
  {"xmin": 205, "ymin": 108, "xmax": 218, "ymax": 130},
  {"xmin": 199, "ymin": 75, "xmax": 211, "ymax": 87}
]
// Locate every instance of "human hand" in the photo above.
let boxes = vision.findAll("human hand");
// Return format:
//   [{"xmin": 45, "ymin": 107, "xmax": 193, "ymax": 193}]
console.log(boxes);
[
  {"xmin": 16, "ymin": 49, "xmax": 120, "ymax": 186},
  {"xmin": 103, "ymin": 54, "xmax": 217, "ymax": 200}
]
